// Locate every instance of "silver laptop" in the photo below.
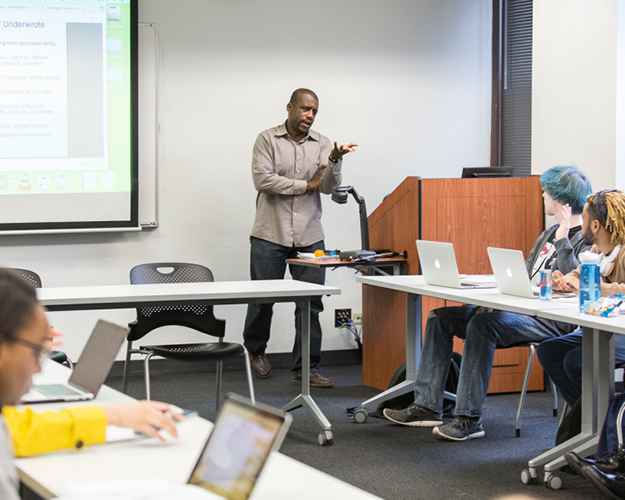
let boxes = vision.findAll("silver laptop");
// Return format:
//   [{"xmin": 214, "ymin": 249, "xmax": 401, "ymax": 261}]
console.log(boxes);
[
  {"xmin": 487, "ymin": 247, "xmax": 537, "ymax": 299},
  {"xmin": 21, "ymin": 320, "xmax": 128, "ymax": 404},
  {"xmin": 188, "ymin": 393, "xmax": 292, "ymax": 499},
  {"xmin": 416, "ymin": 240, "xmax": 496, "ymax": 289}
]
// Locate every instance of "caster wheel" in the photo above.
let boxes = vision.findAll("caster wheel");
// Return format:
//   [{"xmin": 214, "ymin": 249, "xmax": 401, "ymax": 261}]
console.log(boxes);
[
  {"xmin": 318, "ymin": 430, "xmax": 334, "ymax": 446},
  {"xmin": 546, "ymin": 475, "xmax": 562, "ymax": 490},
  {"xmin": 521, "ymin": 469, "xmax": 538, "ymax": 485},
  {"xmin": 354, "ymin": 409, "xmax": 368, "ymax": 424}
]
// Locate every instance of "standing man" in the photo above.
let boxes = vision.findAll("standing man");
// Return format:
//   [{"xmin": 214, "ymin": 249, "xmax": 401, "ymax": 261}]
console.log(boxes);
[{"xmin": 243, "ymin": 88, "xmax": 357, "ymax": 388}]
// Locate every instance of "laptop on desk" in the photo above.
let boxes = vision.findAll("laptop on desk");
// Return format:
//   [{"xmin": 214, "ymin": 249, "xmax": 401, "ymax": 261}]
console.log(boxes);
[
  {"xmin": 416, "ymin": 240, "xmax": 496, "ymax": 289},
  {"xmin": 188, "ymin": 393, "xmax": 292, "ymax": 500},
  {"xmin": 487, "ymin": 247, "xmax": 575, "ymax": 300},
  {"xmin": 21, "ymin": 319, "xmax": 128, "ymax": 404}
]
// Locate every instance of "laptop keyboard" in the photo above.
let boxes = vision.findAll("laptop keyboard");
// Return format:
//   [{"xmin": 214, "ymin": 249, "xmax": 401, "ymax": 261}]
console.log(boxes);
[{"xmin": 32, "ymin": 384, "xmax": 84, "ymax": 397}]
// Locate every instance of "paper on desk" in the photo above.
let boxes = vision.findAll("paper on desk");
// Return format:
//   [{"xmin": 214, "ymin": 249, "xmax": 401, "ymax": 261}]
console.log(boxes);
[{"xmin": 57, "ymin": 479, "xmax": 221, "ymax": 500}]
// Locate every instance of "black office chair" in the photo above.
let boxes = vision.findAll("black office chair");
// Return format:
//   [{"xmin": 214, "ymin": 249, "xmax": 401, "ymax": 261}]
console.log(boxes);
[
  {"xmin": 8, "ymin": 268, "xmax": 74, "ymax": 369},
  {"xmin": 121, "ymin": 263, "xmax": 255, "ymax": 411}
]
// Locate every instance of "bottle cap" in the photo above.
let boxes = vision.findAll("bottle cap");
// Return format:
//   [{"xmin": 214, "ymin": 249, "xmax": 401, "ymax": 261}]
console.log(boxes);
[{"xmin": 580, "ymin": 251, "xmax": 601, "ymax": 264}]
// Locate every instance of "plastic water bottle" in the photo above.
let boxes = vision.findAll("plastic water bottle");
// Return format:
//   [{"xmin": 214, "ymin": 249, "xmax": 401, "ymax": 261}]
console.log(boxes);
[{"xmin": 578, "ymin": 252, "xmax": 602, "ymax": 313}]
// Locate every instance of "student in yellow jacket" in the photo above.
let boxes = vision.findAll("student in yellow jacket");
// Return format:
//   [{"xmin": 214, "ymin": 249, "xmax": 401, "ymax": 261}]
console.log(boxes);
[{"xmin": 0, "ymin": 269, "xmax": 182, "ymax": 500}]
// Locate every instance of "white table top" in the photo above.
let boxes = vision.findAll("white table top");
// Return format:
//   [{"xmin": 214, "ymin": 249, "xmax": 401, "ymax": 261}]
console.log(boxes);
[
  {"xmin": 15, "ymin": 362, "xmax": 380, "ymax": 500},
  {"xmin": 36, "ymin": 280, "xmax": 341, "ymax": 311},
  {"xmin": 357, "ymin": 275, "xmax": 579, "ymax": 315},
  {"xmin": 536, "ymin": 308, "xmax": 625, "ymax": 335}
]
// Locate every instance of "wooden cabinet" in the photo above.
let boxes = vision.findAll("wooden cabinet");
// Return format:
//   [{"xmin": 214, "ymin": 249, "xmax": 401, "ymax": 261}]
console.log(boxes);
[{"xmin": 362, "ymin": 176, "xmax": 544, "ymax": 393}]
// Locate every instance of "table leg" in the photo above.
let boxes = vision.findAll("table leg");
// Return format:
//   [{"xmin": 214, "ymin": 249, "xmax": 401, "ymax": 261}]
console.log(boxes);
[
  {"xmin": 526, "ymin": 327, "xmax": 615, "ymax": 481},
  {"xmin": 357, "ymin": 293, "xmax": 422, "ymax": 412},
  {"xmin": 282, "ymin": 297, "xmax": 332, "ymax": 443}
]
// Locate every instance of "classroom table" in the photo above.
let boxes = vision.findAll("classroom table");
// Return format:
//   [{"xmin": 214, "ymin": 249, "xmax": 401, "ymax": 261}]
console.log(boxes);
[
  {"xmin": 355, "ymin": 275, "xmax": 625, "ymax": 490},
  {"xmin": 35, "ymin": 280, "xmax": 341, "ymax": 445},
  {"xmin": 523, "ymin": 309, "xmax": 625, "ymax": 489},
  {"xmin": 353, "ymin": 275, "xmax": 577, "ymax": 423},
  {"xmin": 15, "ymin": 362, "xmax": 382, "ymax": 500}
]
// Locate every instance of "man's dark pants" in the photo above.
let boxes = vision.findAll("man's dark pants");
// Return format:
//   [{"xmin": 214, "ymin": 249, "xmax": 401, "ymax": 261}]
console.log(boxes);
[{"xmin": 243, "ymin": 236, "xmax": 325, "ymax": 376}]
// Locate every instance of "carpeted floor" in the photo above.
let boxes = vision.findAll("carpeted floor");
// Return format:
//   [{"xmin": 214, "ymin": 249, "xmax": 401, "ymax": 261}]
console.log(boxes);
[{"xmin": 107, "ymin": 364, "xmax": 603, "ymax": 500}]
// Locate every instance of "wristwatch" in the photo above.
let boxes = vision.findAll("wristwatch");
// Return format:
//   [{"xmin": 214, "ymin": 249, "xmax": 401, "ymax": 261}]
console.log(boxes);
[{"xmin": 329, "ymin": 155, "xmax": 341, "ymax": 164}]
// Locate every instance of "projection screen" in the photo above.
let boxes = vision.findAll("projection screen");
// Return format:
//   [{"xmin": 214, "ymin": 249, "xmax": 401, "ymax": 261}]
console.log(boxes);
[{"xmin": 0, "ymin": 0, "xmax": 138, "ymax": 232}]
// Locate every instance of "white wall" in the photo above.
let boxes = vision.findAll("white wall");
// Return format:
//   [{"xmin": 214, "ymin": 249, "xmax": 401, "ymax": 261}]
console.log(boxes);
[
  {"xmin": 0, "ymin": 0, "xmax": 492, "ymax": 360},
  {"xmin": 533, "ymin": 0, "xmax": 618, "ymax": 190},
  {"xmin": 617, "ymin": 0, "xmax": 625, "ymax": 189}
]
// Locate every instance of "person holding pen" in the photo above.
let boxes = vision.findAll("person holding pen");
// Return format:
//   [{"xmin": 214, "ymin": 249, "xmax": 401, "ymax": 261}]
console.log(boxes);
[
  {"xmin": 538, "ymin": 189, "xmax": 625, "ymax": 408},
  {"xmin": 0, "ymin": 269, "xmax": 183, "ymax": 500}
]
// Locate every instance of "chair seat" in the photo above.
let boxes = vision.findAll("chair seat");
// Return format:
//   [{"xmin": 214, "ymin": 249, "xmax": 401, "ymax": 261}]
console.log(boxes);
[{"xmin": 141, "ymin": 342, "xmax": 245, "ymax": 362}]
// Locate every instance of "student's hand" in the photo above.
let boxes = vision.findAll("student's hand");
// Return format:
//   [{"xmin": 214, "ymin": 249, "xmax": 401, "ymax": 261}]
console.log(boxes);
[
  {"xmin": 555, "ymin": 204, "xmax": 573, "ymax": 240},
  {"xmin": 306, "ymin": 164, "xmax": 327, "ymax": 191},
  {"xmin": 553, "ymin": 272, "xmax": 579, "ymax": 294},
  {"xmin": 44, "ymin": 326, "xmax": 64, "ymax": 350},
  {"xmin": 551, "ymin": 270, "xmax": 564, "ymax": 290},
  {"xmin": 329, "ymin": 141, "xmax": 358, "ymax": 162},
  {"xmin": 101, "ymin": 401, "xmax": 184, "ymax": 441}
]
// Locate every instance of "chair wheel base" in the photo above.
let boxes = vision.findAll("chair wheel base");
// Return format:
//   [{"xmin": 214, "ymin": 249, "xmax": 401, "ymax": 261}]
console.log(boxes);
[{"xmin": 318, "ymin": 430, "xmax": 333, "ymax": 446}]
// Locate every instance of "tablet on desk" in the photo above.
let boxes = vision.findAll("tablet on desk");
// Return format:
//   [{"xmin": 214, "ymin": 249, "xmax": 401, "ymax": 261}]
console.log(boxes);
[{"xmin": 188, "ymin": 394, "xmax": 291, "ymax": 499}]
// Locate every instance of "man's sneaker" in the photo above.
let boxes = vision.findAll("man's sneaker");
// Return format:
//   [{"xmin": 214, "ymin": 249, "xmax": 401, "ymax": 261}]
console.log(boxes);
[
  {"xmin": 383, "ymin": 403, "xmax": 443, "ymax": 427},
  {"xmin": 433, "ymin": 416, "xmax": 485, "ymax": 441}
]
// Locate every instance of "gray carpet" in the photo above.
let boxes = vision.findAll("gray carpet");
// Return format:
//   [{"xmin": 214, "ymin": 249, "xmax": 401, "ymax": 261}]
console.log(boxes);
[{"xmin": 106, "ymin": 365, "xmax": 603, "ymax": 500}]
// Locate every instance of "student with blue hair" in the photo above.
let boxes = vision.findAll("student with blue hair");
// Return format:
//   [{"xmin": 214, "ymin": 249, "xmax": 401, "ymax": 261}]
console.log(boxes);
[{"xmin": 384, "ymin": 165, "xmax": 593, "ymax": 441}]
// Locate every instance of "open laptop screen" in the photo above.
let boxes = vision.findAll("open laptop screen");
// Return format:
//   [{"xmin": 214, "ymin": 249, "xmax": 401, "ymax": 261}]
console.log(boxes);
[{"xmin": 188, "ymin": 395, "xmax": 291, "ymax": 500}]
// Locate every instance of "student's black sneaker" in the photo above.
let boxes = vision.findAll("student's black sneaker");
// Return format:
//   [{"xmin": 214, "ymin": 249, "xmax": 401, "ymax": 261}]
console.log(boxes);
[
  {"xmin": 433, "ymin": 416, "xmax": 485, "ymax": 441},
  {"xmin": 383, "ymin": 403, "xmax": 443, "ymax": 427}
]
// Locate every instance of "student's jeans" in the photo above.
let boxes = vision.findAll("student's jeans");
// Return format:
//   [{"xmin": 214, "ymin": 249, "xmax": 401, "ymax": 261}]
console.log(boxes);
[
  {"xmin": 414, "ymin": 305, "xmax": 574, "ymax": 418},
  {"xmin": 537, "ymin": 330, "xmax": 625, "ymax": 408},
  {"xmin": 243, "ymin": 237, "xmax": 325, "ymax": 376}
]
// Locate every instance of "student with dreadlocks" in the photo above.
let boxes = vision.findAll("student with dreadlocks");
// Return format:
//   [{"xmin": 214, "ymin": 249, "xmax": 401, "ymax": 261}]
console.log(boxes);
[
  {"xmin": 539, "ymin": 189, "xmax": 625, "ymax": 499},
  {"xmin": 537, "ymin": 189, "xmax": 625, "ymax": 409}
]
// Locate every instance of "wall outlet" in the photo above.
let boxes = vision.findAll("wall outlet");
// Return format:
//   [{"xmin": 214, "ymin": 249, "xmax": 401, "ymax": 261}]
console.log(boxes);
[
  {"xmin": 335, "ymin": 308, "xmax": 352, "ymax": 328},
  {"xmin": 353, "ymin": 312, "xmax": 363, "ymax": 324}
]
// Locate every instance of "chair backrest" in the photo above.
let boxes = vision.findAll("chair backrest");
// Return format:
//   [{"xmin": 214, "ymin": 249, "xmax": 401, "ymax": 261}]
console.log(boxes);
[
  {"xmin": 9, "ymin": 268, "xmax": 42, "ymax": 288},
  {"xmin": 128, "ymin": 263, "xmax": 225, "ymax": 342}
]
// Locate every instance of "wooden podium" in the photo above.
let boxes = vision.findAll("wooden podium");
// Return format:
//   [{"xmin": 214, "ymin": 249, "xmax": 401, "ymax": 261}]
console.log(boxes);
[{"xmin": 362, "ymin": 176, "xmax": 545, "ymax": 393}]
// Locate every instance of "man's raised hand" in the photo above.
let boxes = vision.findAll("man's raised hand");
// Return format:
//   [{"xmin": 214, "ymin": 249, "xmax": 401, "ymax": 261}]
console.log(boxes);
[{"xmin": 330, "ymin": 141, "xmax": 358, "ymax": 162}]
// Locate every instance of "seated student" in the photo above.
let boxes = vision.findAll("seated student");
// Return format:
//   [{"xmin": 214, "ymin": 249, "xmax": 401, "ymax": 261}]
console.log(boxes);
[
  {"xmin": 0, "ymin": 269, "xmax": 183, "ymax": 500},
  {"xmin": 383, "ymin": 165, "xmax": 592, "ymax": 441},
  {"xmin": 537, "ymin": 189, "xmax": 625, "ymax": 409}
]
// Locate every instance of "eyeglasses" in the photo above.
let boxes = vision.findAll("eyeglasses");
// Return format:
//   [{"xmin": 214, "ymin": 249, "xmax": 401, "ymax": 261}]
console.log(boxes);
[{"xmin": 12, "ymin": 337, "xmax": 53, "ymax": 365}]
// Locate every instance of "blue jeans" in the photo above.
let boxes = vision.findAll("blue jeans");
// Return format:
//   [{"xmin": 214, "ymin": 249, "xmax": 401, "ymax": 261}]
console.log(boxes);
[
  {"xmin": 537, "ymin": 330, "xmax": 625, "ymax": 408},
  {"xmin": 414, "ymin": 305, "xmax": 574, "ymax": 417},
  {"xmin": 243, "ymin": 237, "xmax": 325, "ymax": 376}
]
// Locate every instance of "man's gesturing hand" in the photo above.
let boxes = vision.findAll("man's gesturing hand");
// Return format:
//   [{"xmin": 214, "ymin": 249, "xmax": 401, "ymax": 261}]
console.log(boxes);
[
  {"xmin": 306, "ymin": 164, "xmax": 327, "ymax": 191},
  {"xmin": 329, "ymin": 141, "xmax": 358, "ymax": 162}
]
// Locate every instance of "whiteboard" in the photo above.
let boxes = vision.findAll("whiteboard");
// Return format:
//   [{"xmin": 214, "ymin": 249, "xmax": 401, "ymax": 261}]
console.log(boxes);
[{"xmin": 138, "ymin": 23, "xmax": 158, "ymax": 227}]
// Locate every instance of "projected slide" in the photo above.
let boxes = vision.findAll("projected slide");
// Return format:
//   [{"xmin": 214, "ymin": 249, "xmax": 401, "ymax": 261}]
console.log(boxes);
[{"xmin": 0, "ymin": 0, "xmax": 137, "ymax": 230}]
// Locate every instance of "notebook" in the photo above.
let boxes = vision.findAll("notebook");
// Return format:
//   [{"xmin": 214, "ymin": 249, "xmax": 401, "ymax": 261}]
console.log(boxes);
[
  {"xmin": 188, "ymin": 393, "xmax": 292, "ymax": 499},
  {"xmin": 21, "ymin": 320, "xmax": 128, "ymax": 404},
  {"xmin": 416, "ymin": 240, "xmax": 496, "ymax": 289},
  {"xmin": 487, "ymin": 247, "xmax": 539, "ymax": 299}
]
